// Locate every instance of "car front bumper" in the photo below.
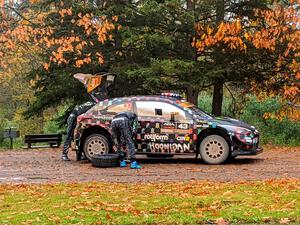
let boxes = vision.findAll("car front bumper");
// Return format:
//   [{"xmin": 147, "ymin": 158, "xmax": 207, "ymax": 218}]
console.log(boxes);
[{"xmin": 231, "ymin": 147, "xmax": 263, "ymax": 157}]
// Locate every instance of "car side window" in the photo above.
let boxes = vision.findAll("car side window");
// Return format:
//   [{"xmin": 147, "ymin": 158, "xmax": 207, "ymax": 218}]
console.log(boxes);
[
  {"xmin": 106, "ymin": 102, "xmax": 133, "ymax": 113},
  {"xmin": 136, "ymin": 101, "xmax": 186, "ymax": 120}
]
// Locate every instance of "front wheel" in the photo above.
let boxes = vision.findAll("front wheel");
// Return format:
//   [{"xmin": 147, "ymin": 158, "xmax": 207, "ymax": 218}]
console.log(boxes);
[
  {"xmin": 199, "ymin": 135, "xmax": 230, "ymax": 164},
  {"xmin": 83, "ymin": 134, "xmax": 110, "ymax": 161}
]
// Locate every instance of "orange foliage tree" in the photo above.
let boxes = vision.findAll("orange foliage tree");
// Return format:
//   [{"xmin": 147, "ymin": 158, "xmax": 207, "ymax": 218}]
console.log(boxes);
[
  {"xmin": 0, "ymin": 0, "xmax": 120, "ymax": 116},
  {"xmin": 0, "ymin": 1, "xmax": 118, "ymax": 71},
  {"xmin": 193, "ymin": 0, "xmax": 300, "ymax": 118}
]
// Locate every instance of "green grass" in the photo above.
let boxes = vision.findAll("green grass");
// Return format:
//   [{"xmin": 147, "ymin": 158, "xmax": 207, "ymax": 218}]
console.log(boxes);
[
  {"xmin": 1, "ymin": 180, "xmax": 300, "ymax": 224},
  {"xmin": 0, "ymin": 138, "xmax": 23, "ymax": 150}
]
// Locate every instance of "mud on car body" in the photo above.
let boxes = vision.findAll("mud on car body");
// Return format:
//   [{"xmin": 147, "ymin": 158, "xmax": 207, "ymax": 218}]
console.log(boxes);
[{"xmin": 74, "ymin": 94, "xmax": 263, "ymax": 164}]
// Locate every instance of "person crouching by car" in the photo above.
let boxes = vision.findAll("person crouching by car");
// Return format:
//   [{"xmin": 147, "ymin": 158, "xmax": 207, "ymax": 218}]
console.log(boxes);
[{"xmin": 111, "ymin": 112, "xmax": 141, "ymax": 169}]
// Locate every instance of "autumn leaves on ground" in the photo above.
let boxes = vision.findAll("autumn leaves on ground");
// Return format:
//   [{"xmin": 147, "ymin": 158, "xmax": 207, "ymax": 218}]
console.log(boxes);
[
  {"xmin": 1, "ymin": 0, "xmax": 300, "ymax": 224},
  {"xmin": 1, "ymin": 146, "xmax": 300, "ymax": 224},
  {"xmin": 1, "ymin": 180, "xmax": 300, "ymax": 225}
]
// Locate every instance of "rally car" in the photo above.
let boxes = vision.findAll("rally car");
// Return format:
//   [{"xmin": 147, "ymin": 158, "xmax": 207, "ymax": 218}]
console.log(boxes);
[{"xmin": 74, "ymin": 93, "xmax": 263, "ymax": 164}]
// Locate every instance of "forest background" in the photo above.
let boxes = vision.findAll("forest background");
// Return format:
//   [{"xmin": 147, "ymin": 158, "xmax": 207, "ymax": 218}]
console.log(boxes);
[{"xmin": 0, "ymin": 0, "xmax": 299, "ymax": 148}]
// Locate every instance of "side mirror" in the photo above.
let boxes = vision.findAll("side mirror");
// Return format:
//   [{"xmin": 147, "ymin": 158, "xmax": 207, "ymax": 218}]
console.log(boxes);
[{"xmin": 170, "ymin": 112, "xmax": 179, "ymax": 122}]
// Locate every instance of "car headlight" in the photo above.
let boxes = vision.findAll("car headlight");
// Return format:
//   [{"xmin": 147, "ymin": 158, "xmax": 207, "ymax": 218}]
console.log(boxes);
[{"xmin": 220, "ymin": 125, "xmax": 256, "ymax": 144}]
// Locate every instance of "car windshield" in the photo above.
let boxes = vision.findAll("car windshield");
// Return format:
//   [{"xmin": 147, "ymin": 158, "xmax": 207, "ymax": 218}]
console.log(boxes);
[
  {"xmin": 178, "ymin": 101, "xmax": 213, "ymax": 119},
  {"xmin": 190, "ymin": 106, "xmax": 214, "ymax": 119}
]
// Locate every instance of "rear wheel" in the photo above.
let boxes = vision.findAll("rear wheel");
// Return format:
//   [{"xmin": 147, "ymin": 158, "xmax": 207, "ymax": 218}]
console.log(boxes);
[
  {"xmin": 83, "ymin": 134, "xmax": 110, "ymax": 161},
  {"xmin": 199, "ymin": 135, "xmax": 229, "ymax": 164}
]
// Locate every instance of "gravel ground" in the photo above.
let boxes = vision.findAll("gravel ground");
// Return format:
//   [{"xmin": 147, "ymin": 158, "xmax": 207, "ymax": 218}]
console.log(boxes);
[{"xmin": 0, "ymin": 145, "xmax": 299, "ymax": 184}]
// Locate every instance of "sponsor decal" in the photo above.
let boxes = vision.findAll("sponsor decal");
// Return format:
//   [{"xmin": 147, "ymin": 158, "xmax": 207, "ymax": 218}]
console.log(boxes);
[
  {"xmin": 197, "ymin": 119, "xmax": 209, "ymax": 124},
  {"xmin": 253, "ymin": 137, "xmax": 258, "ymax": 144},
  {"xmin": 136, "ymin": 134, "xmax": 142, "ymax": 140},
  {"xmin": 176, "ymin": 136, "xmax": 185, "ymax": 141},
  {"xmin": 238, "ymin": 135, "xmax": 257, "ymax": 145},
  {"xmin": 174, "ymin": 129, "xmax": 190, "ymax": 134},
  {"xmin": 149, "ymin": 142, "xmax": 190, "ymax": 153},
  {"xmin": 177, "ymin": 123, "xmax": 189, "ymax": 129},
  {"xmin": 161, "ymin": 129, "xmax": 175, "ymax": 133},
  {"xmin": 144, "ymin": 134, "xmax": 168, "ymax": 142},
  {"xmin": 98, "ymin": 116, "xmax": 112, "ymax": 121},
  {"xmin": 195, "ymin": 120, "xmax": 209, "ymax": 128},
  {"xmin": 193, "ymin": 134, "xmax": 197, "ymax": 141},
  {"xmin": 208, "ymin": 122, "xmax": 217, "ymax": 128},
  {"xmin": 176, "ymin": 135, "xmax": 190, "ymax": 141},
  {"xmin": 162, "ymin": 122, "xmax": 175, "ymax": 129}
]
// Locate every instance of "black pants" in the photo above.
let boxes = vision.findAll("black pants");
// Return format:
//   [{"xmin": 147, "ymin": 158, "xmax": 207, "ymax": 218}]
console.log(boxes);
[
  {"xmin": 62, "ymin": 101, "xmax": 95, "ymax": 156},
  {"xmin": 62, "ymin": 113, "xmax": 77, "ymax": 155},
  {"xmin": 111, "ymin": 117, "xmax": 136, "ymax": 162}
]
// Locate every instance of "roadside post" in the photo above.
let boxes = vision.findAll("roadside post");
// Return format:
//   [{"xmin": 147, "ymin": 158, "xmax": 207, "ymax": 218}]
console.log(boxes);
[{"xmin": 3, "ymin": 127, "xmax": 20, "ymax": 149}]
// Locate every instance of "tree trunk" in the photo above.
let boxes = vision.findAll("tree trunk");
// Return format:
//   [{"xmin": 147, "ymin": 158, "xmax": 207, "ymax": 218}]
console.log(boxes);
[
  {"xmin": 212, "ymin": 78, "xmax": 223, "ymax": 116},
  {"xmin": 186, "ymin": 0, "xmax": 193, "ymax": 10},
  {"xmin": 186, "ymin": 0, "xmax": 198, "ymax": 105},
  {"xmin": 212, "ymin": 0, "xmax": 225, "ymax": 116},
  {"xmin": 186, "ymin": 88, "xmax": 198, "ymax": 105},
  {"xmin": 216, "ymin": 0, "xmax": 225, "ymax": 22}
]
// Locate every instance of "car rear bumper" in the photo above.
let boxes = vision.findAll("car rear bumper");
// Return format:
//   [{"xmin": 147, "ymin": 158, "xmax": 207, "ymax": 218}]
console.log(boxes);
[{"xmin": 231, "ymin": 147, "xmax": 263, "ymax": 157}]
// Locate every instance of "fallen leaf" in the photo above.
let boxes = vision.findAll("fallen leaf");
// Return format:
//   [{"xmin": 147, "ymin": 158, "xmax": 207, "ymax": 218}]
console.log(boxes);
[
  {"xmin": 215, "ymin": 217, "xmax": 229, "ymax": 225},
  {"xmin": 280, "ymin": 218, "xmax": 290, "ymax": 224},
  {"xmin": 106, "ymin": 213, "xmax": 112, "ymax": 220}
]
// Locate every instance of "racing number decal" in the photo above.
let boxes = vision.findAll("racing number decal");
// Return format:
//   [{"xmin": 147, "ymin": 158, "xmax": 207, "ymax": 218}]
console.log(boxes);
[{"xmin": 177, "ymin": 123, "xmax": 188, "ymax": 129}]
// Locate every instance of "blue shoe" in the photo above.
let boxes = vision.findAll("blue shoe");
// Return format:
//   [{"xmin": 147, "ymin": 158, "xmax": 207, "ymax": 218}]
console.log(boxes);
[
  {"xmin": 130, "ymin": 161, "xmax": 141, "ymax": 169},
  {"xmin": 120, "ymin": 160, "xmax": 127, "ymax": 167}
]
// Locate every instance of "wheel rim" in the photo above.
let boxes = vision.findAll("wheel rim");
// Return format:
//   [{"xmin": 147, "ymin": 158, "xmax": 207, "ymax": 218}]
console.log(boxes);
[
  {"xmin": 205, "ymin": 140, "xmax": 225, "ymax": 159},
  {"xmin": 86, "ymin": 137, "xmax": 107, "ymax": 156}
]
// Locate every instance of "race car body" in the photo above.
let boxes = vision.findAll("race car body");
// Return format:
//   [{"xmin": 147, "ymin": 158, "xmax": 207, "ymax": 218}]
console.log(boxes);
[{"xmin": 74, "ymin": 94, "xmax": 262, "ymax": 164}]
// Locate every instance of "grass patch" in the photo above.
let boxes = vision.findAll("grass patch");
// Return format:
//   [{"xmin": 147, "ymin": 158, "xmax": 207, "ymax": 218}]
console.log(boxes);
[{"xmin": 0, "ymin": 180, "xmax": 300, "ymax": 224}]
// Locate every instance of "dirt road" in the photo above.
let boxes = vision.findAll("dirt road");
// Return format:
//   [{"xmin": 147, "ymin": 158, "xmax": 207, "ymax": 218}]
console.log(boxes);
[{"xmin": 0, "ymin": 145, "xmax": 299, "ymax": 184}]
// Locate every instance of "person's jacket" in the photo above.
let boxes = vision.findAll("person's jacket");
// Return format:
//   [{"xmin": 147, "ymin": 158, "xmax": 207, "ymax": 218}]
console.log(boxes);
[
  {"xmin": 72, "ymin": 102, "xmax": 95, "ymax": 116},
  {"xmin": 113, "ymin": 112, "xmax": 138, "ymax": 135}
]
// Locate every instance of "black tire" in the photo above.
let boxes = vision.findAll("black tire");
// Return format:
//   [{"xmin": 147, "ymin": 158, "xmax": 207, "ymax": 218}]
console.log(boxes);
[
  {"xmin": 199, "ymin": 135, "xmax": 230, "ymax": 164},
  {"xmin": 91, "ymin": 154, "xmax": 119, "ymax": 168},
  {"xmin": 226, "ymin": 155, "xmax": 237, "ymax": 162},
  {"xmin": 83, "ymin": 134, "xmax": 110, "ymax": 161}
]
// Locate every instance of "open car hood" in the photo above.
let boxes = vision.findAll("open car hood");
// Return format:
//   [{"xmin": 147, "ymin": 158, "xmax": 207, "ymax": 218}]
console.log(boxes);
[{"xmin": 73, "ymin": 72, "xmax": 116, "ymax": 93}]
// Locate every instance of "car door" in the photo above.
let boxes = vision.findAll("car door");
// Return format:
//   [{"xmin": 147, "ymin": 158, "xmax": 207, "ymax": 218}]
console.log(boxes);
[
  {"xmin": 134, "ymin": 100, "xmax": 193, "ymax": 154},
  {"xmin": 159, "ymin": 102, "xmax": 194, "ymax": 153}
]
